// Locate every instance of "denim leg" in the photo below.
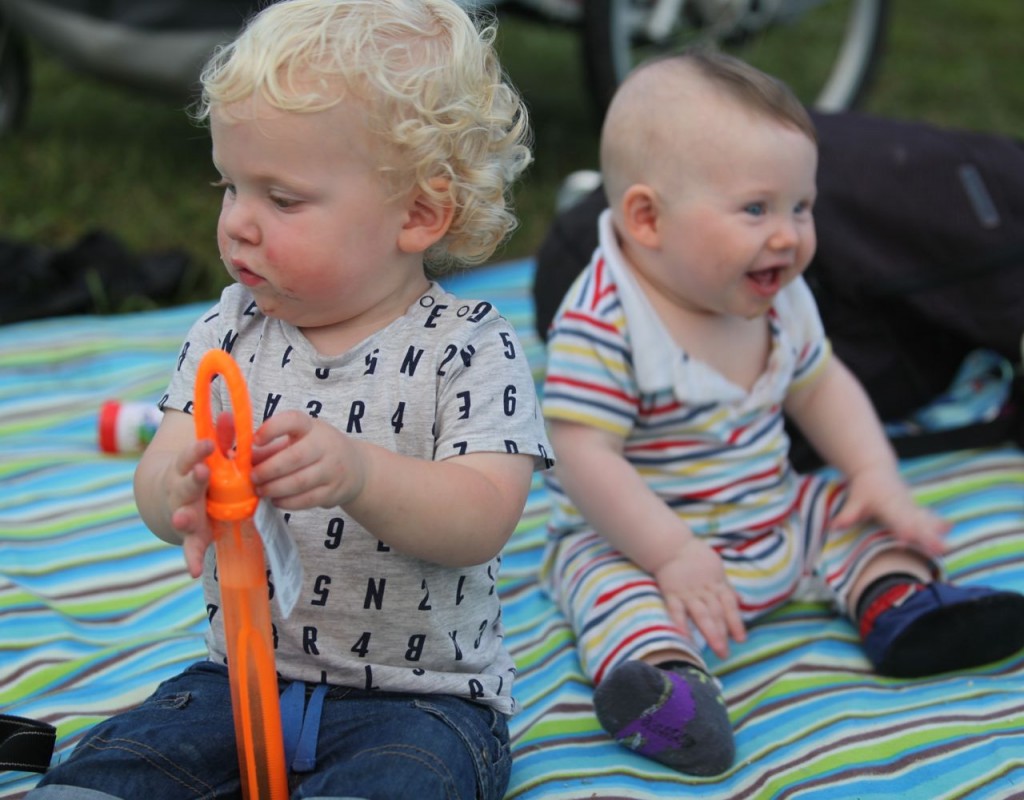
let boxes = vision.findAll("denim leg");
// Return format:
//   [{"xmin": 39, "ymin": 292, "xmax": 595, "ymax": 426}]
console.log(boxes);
[
  {"xmin": 27, "ymin": 661, "xmax": 241, "ymax": 800},
  {"xmin": 27, "ymin": 666, "xmax": 510, "ymax": 800},
  {"xmin": 292, "ymin": 690, "xmax": 511, "ymax": 800},
  {"xmin": 23, "ymin": 788, "xmax": 122, "ymax": 800}
]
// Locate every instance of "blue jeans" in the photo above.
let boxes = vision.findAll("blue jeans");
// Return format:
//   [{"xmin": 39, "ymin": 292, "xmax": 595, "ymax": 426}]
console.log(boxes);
[{"xmin": 28, "ymin": 661, "xmax": 511, "ymax": 800}]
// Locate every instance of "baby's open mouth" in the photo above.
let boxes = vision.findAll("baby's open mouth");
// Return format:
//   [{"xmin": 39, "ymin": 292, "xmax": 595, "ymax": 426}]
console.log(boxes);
[{"xmin": 747, "ymin": 267, "xmax": 782, "ymax": 289}]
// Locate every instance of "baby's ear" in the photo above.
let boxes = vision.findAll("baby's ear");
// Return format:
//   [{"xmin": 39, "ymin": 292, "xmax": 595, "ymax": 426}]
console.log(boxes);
[
  {"xmin": 398, "ymin": 178, "xmax": 454, "ymax": 254},
  {"xmin": 620, "ymin": 184, "xmax": 661, "ymax": 248}
]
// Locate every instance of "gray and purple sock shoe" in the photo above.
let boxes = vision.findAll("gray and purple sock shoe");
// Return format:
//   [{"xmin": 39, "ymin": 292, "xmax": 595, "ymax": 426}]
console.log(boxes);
[{"xmin": 593, "ymin": 660, "xmax": 734, "ymax": 776}]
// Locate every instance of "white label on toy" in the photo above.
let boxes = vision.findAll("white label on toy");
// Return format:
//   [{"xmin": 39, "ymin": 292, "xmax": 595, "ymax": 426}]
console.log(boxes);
[{"xmin": 255, "ymin": 498, "xmax": 303, "ymax": 618}]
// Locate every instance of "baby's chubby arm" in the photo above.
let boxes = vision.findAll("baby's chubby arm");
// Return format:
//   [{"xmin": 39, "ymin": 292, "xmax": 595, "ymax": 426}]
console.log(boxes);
[
  {"xmin": 784, "ymin": 357, "xmax": 949, "ymax": 555},
  {"xmin": 548, "ymin": 419, "xmax": 746, "ymax": 659},
  {"xmin": 250, "ymin": 411, "xmax": 534, "ymax": 568}
]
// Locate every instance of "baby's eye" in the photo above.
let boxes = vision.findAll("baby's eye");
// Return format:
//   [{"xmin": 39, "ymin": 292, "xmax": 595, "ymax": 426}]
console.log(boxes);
[
  {"xmin": 795, "ymin": 199, "xmax": 813, "ymax": 214},
  {"xmin": 744, "ymin": 202, "xmax": 766, "ymax": 217}
]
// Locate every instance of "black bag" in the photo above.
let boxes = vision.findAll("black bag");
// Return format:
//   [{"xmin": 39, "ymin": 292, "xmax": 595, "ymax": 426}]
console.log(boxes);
[
  {"xmin": 0, "ymin": 230, "xmax": 190, "ymax": 324},
  {"xmin": 532, "ymin": 110, "xmax": 1024, "ymax": 467}
]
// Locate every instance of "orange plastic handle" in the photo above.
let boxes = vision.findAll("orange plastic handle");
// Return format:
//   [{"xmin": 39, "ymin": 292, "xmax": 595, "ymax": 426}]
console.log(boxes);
[
  {"xmin": 194, "ymin": 349, "xmax": 289, "ymax": 800},
  {"xmin": 193, "ymin": 349, "xmax": 258, "ymax": 521}
]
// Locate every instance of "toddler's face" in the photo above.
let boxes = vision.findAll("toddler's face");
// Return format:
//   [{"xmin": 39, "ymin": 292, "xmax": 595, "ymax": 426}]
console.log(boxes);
[
  {"xmin": 637, "ymin": 107, "xmax": 818, "ymax": 321},
  {"xmin": 210, "ymin": 93, "xmax": 424, "ymax": 334}
]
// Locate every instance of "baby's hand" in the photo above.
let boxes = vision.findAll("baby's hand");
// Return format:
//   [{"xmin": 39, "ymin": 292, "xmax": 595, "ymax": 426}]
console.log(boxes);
[
  {"xmin": 252, "ymin": 411, "xmax": 364, "ymax": 511},
  {"xmin": 654, "ymin": 537, "xmax": 747, "ymax": 660},
  {"xmin": 833, "ymin": 468, "xmax": 950, "ymax": 556},
  {"xmin": 166, "ymin": 437, "xmax": 216, "ymax": 578}
]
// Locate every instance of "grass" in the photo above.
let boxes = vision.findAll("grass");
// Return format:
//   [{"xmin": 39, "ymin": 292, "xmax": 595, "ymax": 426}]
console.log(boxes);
[{"xmin": 0, "ymin": 0, "xmax": 1022, "ymax": 311}]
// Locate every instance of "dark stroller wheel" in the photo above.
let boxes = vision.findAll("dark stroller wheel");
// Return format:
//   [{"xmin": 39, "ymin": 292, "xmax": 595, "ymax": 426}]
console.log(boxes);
[{"xmin": 0, "ymin": 10, "xmax": 30, "ymax": 134}]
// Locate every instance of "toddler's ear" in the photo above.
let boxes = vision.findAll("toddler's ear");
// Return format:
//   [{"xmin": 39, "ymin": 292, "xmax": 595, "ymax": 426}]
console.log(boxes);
[
  {"xmin": 398, "ymin": 178, "xmax": 454, "ymax": 254},
  {"xmin": 620, "ymin": 184, "xmax": 661, "ymax": 248}
]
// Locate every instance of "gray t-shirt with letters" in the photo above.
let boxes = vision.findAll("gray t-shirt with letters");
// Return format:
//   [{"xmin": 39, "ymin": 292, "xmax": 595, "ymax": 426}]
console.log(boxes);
[{"xmin": 162, "ymin": 281, "xmax": 552, "ymax": 714}]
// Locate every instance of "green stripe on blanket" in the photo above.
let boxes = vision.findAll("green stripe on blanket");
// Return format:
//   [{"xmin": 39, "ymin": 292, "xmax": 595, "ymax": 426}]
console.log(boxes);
[{"xmin": 2, "ymin": 259, "xmax": 1024, "ymax": 799}]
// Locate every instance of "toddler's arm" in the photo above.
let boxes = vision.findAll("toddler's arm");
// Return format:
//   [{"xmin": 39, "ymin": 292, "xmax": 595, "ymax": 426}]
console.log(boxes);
[
  {"xmin": 784, "ymin": 357, "xmax": 949, "ymax": 555},
  {"xmin": 250, "ymin": 411, "xmax": 534, "ymax": 568},
  {"xmin": 548, "ymin": 419, "xmax": 746, "ymax": 659},
  {"xmin": 134, "ymin": 409, "xmax": 218, "ymax": 578}
]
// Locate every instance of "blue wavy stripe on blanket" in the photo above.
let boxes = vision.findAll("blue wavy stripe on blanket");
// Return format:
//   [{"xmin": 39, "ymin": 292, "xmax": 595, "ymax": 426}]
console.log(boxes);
[{"xmin": 2, "ymin": 258, "xmax": 1024, "ymax": 799}]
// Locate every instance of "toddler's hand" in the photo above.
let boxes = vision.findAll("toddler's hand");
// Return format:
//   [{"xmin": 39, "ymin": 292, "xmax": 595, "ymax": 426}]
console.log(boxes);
[
  {"xmin": 166, "ymin": 437, "xmax": 216, "ymax": 578},
  {"xmin": 654, "ymin": 537, "xmax": 746, "ymax": 660},
  {"xmin": 833, "ymin": 468, "xmax": 950, "ymax": 556},
  {"xmin": 251, "ymin": 411, "xmax": 364, "ymax": 511}
]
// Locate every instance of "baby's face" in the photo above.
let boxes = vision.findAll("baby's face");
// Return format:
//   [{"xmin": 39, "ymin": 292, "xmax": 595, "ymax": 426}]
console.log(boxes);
[
  {"xmin": 209, "ymin": 92, "xmax": 424, "ymax": 335},
  {"xmin": 631, "ymin": 104, "xmax": 818, "ymax": 321}
]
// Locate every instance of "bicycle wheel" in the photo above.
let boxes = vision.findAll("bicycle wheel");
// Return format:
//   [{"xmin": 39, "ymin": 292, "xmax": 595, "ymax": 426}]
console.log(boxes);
[
  {"xmin": 0, "ymin": 11, "xmax": 30, "ymax": 135},
  {"xmin": 583, "ymin": 0, "xmax": 888, "ymax": 118}
]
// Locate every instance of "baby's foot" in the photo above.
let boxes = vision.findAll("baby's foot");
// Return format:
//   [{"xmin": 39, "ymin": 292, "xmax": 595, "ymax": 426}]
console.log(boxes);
[
  {"xmin": 593, "ymin": 660, "xmax": 733, "ymax": 775},
  {"xmin": 861, "ymin": 581, "xmax": 1024, "ymax": 677}
]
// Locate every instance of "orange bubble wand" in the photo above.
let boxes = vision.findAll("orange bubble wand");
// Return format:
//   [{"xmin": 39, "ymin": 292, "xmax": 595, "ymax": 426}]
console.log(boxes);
[{"xmin": 194, "ymin": 349, "xmax": 289, "ymax": 800}]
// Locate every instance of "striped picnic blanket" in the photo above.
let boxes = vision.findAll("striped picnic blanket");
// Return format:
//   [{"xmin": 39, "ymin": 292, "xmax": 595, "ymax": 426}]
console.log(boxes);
[{"xmin": 3, "ymin": 259, "xmax": 1024, "ymax": 798}]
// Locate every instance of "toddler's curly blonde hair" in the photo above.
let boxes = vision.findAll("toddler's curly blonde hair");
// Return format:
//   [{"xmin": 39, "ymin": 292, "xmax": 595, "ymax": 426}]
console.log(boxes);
[{"xmin": 194, "ymin": 0, "xmax": 532, "ymax": 272}]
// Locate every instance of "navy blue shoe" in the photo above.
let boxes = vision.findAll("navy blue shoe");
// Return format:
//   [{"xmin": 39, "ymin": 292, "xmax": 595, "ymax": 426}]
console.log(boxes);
[{"xmin": 862, "ymin": 582, "xmax": 1024, "ymax": 678}]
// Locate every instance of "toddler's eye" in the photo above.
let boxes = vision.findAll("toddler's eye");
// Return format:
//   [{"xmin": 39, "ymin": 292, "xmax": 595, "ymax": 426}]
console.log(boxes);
[
  {"xmin": 795, "ymin": 200, "xmax": 813, "ymax": 214},
  {"xmin": 211, "ymin": 178, "xmax": 236, "ymax": 196},
  {"xmin": 744, "ymin": 202, "xmax": 766, "ymax": 216},
  {"xmin": 270, "ymin": 194, "xmax": 298, "ymax": 210}
]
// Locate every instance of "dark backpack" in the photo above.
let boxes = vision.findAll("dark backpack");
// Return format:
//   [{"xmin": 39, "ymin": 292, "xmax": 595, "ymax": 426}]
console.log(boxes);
[{"xmin": 532, "ymin": 110, "xmax": 1024, "ymax": 468}]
